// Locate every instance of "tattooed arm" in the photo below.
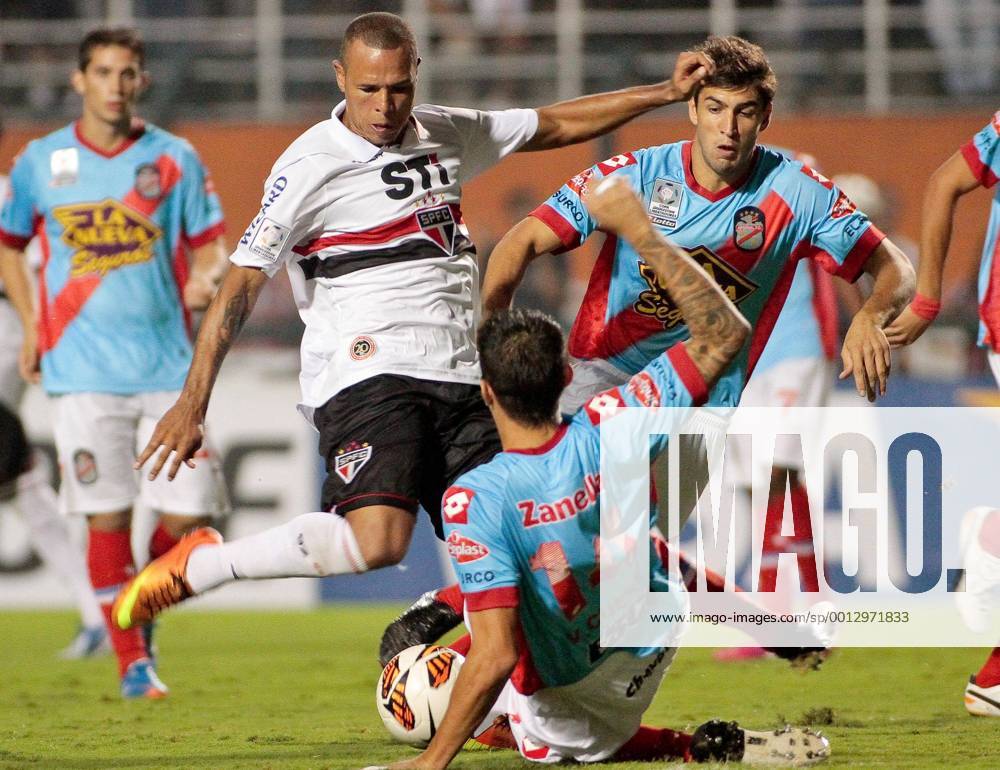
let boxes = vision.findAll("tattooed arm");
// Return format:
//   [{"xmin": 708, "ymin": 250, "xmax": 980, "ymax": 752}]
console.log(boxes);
[
  {"xmin": 581, "ymin": 177, "xmax": 749, "ymax": 388},
  {"xmin": 136, "ymin": 265, "xmax": 268, "ymax": 480}
]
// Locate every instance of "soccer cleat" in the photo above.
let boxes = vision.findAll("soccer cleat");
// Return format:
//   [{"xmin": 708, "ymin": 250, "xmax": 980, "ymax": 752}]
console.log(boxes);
[
  {"xmin": 690, "ymin": 720, "xmax": 829, "ymax": 766},
  {"xmin": 120, "ymin": 657, "xmax": 168, "ymax": 699},
  {"xmin": 57, "ymin": 625, "xmax": 110, "ymax": 660},
  {"xmin": 379, "ymin": 589, "xmax": 463, "ymax": 667},
  {"xmin": 955, "ymin": 507, "xmax": 1000, "ymax": 633},
  {"xmin": 964, "ymin": 675, "xmax": 1000, "ymax": 717},
  {"xmin": 113, "ymin": 527, "xmax": 222, "ymax": 630}
]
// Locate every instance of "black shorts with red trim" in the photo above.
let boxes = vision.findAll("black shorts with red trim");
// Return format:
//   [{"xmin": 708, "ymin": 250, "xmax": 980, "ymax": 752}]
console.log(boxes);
[{"xmin": 314, "ymin": 374, "xmax": 501, "ymax": 538}]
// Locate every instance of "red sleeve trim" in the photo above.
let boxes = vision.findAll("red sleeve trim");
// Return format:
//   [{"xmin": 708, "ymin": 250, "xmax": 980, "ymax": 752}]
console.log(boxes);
[
  {"xmin": 464, "ymin": 586, "xmax": 520, "ymax": 611},
  {"xmin": 186, "ymin": 220, "xmax": 226, "ymax": 249},
  {"xmin": 961, "ymin": 139, "xmax": 999, "ymax": 189},
  {"xmin": 528, "ymin": 204, "xmax": 582, "ymax": 254},
  {"xmin": 666, "ymin": 343, "xmax": 709, "ymax": 406},
  {"xmin": 836, "ymin": 224, "xmax": 885, "ymax": 283},
  {"xmin": 0, "ymin": 228, "xmax": 31, "ymax": 250}
]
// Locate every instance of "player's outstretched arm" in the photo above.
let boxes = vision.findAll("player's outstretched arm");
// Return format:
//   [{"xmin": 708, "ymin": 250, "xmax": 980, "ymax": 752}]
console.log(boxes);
[
  {"xmin": 482, "ymin": 217, "xmax": 566, "ymax": 320},
  {"xmin": 582, "ymin": 177, "xmax": 749, "ymax": 389},
  {"xmin": 183, "ymin": 236, "xmax": 230, "ymax": 311},
  {"xmin": 0, "ymin": 244, "xmax": 40, "ymax": 383},
  {"xmin": 521, "ymin": 51, "xmax": 714, "ymax": 152},
  {"xmin": 388, "ymin": 608, "xmax": 520, "ymax": 770},
  {"xmin": 136, "ymin": 264, "xmax": 268, "ymax": 481},
  {"xmin": 841, "ymin": 239, "xmax": 915, "ymax": 401},
  {"xmin": 885, "ymin": 151, "xmax": 980, "ymax": 347}
]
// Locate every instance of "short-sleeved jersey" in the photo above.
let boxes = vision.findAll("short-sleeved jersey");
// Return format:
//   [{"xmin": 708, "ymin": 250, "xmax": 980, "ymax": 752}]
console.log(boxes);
[
  {"xmin": 0, "ymin": 122, "xmax": 225, "ymax": 395},
  {"xmin": 230, "ymin": 102, "xmax": 538, "ymax": 422},
  {"xmin": 442, "ymin": 344, "xmax": 702, "ymax": 694},
  {"xmin": 961, "ymin": 111, "xmax": 1000, "ymax": 351},
  {"xmin": 533, "ymin": 142, "xmax": 883, "ymax": 402}
]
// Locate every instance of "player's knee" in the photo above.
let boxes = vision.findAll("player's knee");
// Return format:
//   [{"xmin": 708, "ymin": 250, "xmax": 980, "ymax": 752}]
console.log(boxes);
[
  {"xmin": 344, "ymin": 505, "xmax": 415, "ymax": 569},
  {"xmin": 0, "ymin": 402, "xmax": 30, "ymax": 490},
  {"xmin": 357, "ymin": 532, "xmax": 409, "ymax": 569}
]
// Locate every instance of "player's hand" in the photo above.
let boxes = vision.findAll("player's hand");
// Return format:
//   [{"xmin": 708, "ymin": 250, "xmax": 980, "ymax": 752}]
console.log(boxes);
[
  {"xmin": 884, "ymin": 306, "xmax": 933, "ymax": 348},
  {"xmin": 183, "ymin": 271, "xmax": 219, "ymax": 311},
  {"xmin": 135, "ymin": 399, "xmax": 204, "ymax": 481},
  {"xmin": 668, "ymin": 50, "xmax": 715, "ymax": 101},
  {"xmin": 18, "ymin": 332, "xmax": 41, "ymax": 385},
  {"xmin": 840, "ymin": 310, "xmax": 890, "ymax": 402},
  {"xmin": 580, "ymin": 176, "xmax": 649, "ymax": 242}
]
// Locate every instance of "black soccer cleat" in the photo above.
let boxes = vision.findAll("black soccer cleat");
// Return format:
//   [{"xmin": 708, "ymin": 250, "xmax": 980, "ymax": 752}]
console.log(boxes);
[
  {"xmin": 379, "ymin": 590, "xmax": 463, "ymax": 667},
  {"xmin": 691, "ymin": 720, "xmax": 830, "ymax": 766}
]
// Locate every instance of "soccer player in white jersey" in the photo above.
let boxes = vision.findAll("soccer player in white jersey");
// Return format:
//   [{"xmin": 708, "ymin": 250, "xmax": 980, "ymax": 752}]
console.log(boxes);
[
  {"xmin": 885, "ymin": 111, "xmax": 1000, "ymax": 717},
  {"xmin": 112, "ymin": 13, "xmax": 716, "ymax": 628},
  {"xmin": 0, "ymin": 164, "xmax": 107, "ymax": 659},
  {"xmin": 369, "ymin": 178, "xmax": 828, "ymax": 769}
]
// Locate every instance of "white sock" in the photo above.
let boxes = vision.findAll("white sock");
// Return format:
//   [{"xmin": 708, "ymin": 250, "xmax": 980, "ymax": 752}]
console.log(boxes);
[
  {"xmin": 17, "ymin": 458, "xmax": 105, "ymax": 629},
  {"xmin": 186, "ymin": 512, "xmax": 368, "ymax": 594}
]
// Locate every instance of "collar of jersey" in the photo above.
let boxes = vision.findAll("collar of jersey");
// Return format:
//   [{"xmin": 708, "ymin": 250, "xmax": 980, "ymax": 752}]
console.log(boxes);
[
  {"xmin": 329, "ymin": 101, "xmax": 428, "ymax": 162},
  {"xmin": 682, "ymin": 141, "xmax": 760, "ymax": 202},
  {"xmin": 504, "ymin": 421, "xmax": 569, "ymax": 455},
  {"xmin": 73, "ymin": 119, "xmax": 146, "ymax": 159}
]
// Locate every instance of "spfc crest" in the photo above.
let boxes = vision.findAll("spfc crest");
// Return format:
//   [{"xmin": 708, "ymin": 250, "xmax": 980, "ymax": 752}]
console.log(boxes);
[
  {"xmin": 334, "ymin": 441, "xmax": 372, "ymax": 484},
  {"xmin": 733, "ymin": 206, "xmax": 765, "ymax": 251},
  {"xmin": 134, "ymin": 163, "xmax": 162, "ymax": 199},
  {"xmin": 417, "ymin": 205, "xmax": 457, "ymax": 254}
]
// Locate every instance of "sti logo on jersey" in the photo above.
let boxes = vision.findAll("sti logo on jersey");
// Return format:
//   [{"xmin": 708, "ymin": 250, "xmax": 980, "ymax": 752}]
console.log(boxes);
[
  {"xmin": 446, "ymin": 531, "xmax": 490, "ymax": 564},
  {"xmin": 648, "ymin": 178, "xmax": 683, "ymax": 228},
  {"xmin": 334, "ymin": 441, "xmax": 372, "ymax": 484},
  {"xmin": 733, "ymin": 206, "xmax": 765, "ymax": 251},
  {"xmin": 417, "ymin": 205, "xmax": 457, "ymax": 254},
  {"xmin": 635, "ymin": 246, "xmax": 758, "ymax": 327},
  {"xmin": 52, "ymin": 199, "xmax": 162, "ymax": 278},
  {"xmin": 443, "ymin": 486, "xmax": 475, "ymax": 525}
]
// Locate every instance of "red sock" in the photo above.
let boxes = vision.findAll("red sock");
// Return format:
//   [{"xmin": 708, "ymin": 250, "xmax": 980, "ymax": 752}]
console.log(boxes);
[
  {"xmin": 613, "ymin": 725, "xmax": 692, "ymax": 761},
  {"xmin": 149, "ymin": 522, "xmax": 180, "ymax": 561},
  {"xmin": 88, "ymin": 528, "xmax": 147, "ymax": 676},
  {"xmin": 435, "ymin": 583, "xmax": 464, "ymax": 614},
  {"xmin": 980, "ymin": 511, "xmax": 1000, "ymax": 558},
  {"xmin": 448, "ymin": 633, "xmax": 472, "ymax": 657},
  {"xmin": 976, "ymin": 647, "xmax": 1000, "ymax": 688}
]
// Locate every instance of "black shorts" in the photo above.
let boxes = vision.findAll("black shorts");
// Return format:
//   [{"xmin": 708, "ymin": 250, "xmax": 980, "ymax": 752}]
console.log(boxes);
[{"xmin": 314, "ymin": 374, "xmax": 501, "ymax": 538}]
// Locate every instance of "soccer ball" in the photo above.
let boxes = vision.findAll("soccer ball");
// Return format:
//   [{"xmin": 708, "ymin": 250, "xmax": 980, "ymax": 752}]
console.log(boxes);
[{"xmin": 376, "ymin": 644, "xmax": 464, "ymax": 748}]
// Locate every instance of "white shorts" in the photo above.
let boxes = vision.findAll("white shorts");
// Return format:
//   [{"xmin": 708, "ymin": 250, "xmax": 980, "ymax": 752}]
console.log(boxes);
[
  {"xmin": 52, "ymin": 391, "xmax": 225, "ymax": 517},
  {"xmin": 731, "ymin": 357, "xmax": 832, "ymax": 485},
  {"xmin": 988, "ymin": 350, "xmax": 1000, "ymax": 388},
  {"xmin": 559, "ymin": 357, "xmax": 631, "ymax": 416},
  {"xmin": 0, "ymin": 299, "xmax": 25, "ymax": 411},
  {"xmin": 489, "ymin": 649, "xmax": 676, "ymax": 763}
]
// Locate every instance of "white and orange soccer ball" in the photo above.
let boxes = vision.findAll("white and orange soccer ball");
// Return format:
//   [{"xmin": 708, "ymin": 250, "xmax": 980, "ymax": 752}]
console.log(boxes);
[{"xmin": 376, "ymin": 644, "xmax": 464, "ymax": 748}]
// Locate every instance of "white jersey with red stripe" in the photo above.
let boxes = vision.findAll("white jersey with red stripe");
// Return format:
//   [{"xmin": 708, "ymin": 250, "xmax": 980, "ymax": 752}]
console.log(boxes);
[{"xmin": 230, "ymin": 102, "xmax": 538, "ymax": 421}]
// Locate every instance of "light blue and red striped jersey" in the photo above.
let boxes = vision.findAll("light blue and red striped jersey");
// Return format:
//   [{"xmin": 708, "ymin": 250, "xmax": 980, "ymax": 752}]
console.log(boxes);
[
  {"xmin": 441, "ymin": 345, "xmax": 699, "ymax": 692},
  {"xmin": 753, "ymin": 146, "xmax": 839, "ymax": 371},
  {"xmin": 533, "ymin": 142, "xmax": 882, "ymax": 403},
  {"xmin": 961, "ymin": 111, "xmax": 1000, "ymax": 351},
  {"xmin": 0, "ymin": 121, "xmax": 224, "ymax": 394}
]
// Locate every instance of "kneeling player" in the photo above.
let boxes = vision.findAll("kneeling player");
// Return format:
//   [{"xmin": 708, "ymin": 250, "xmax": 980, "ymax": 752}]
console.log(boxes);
[{"xmin": 374, "ymin": 179, "xmax": 829, "ymax": 768}]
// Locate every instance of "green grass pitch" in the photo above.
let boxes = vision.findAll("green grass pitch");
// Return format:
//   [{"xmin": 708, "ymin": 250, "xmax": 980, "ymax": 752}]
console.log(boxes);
[{"xmin": 0, "ymin": 608, "xmax": 997, "ymax": 769}]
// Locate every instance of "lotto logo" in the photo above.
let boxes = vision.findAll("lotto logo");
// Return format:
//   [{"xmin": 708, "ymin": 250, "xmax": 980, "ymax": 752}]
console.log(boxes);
[
  {"xmin": 585, "ymin": 389, "xmax": 625, "ymax": 424},
  {"xmin": 442, "ymin": 486, "xmax": 474, "ymax": 524},
  {"xmin": 597, "ymin": 152, "xmax": 637, "ymax": 175}
]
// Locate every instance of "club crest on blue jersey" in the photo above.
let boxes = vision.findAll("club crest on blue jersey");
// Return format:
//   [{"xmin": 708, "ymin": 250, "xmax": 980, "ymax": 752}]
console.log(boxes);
[
  {"xmin": 417, "ymin": 204, "xmax": 457, "ymax": 254},
  {"xmin": 134, "ymin": 163, "xmax": 162, "ymax": 199},
  {"xmin": 635, "ymin": 246, "xmax": 758, "ymax": 328},
  {"xmin": 733, "ymin": 206, "xmax": 765, "ymax": 251},
  {"xmin": 334, "ymin": 441, "xmax": 372, "ymax": 484}
]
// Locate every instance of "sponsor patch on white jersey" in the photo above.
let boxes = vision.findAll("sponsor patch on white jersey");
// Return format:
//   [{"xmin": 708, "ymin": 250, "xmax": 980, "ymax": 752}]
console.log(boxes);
[{"xmin": 249, "ymin": 218, "xmax": 290, "ymax": 263}]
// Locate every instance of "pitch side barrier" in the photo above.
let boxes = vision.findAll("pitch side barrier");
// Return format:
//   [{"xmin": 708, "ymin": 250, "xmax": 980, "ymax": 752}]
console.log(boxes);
[{"xmin": 599, "ymin": 405, "xmax": 1000, "ymax": 648}]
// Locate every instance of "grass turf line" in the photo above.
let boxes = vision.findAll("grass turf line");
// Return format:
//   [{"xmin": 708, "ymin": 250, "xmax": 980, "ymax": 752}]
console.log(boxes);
[{"xmin": 0, "ymin": 609, "xmax": 997, "ymax": 769}]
